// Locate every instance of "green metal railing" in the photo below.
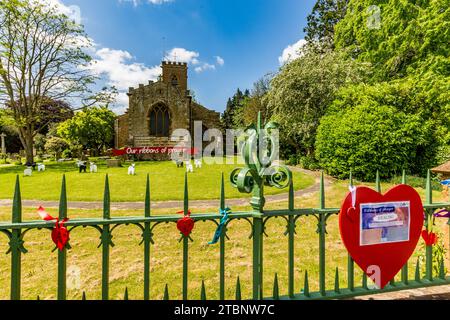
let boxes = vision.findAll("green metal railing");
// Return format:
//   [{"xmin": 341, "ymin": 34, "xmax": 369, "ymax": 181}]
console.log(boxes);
[
  {"xmin": 0, "ymin": 114, "xmax": 449, "ymax": 300},
  {"xmin": 0, "ymin": 170, "xmax": 449, "ymax": 300}
]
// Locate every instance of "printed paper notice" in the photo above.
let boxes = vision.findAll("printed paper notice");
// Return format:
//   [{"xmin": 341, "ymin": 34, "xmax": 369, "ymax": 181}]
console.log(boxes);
[{"xmin": 360, "ymin": 201, "xmax": 410, "ymax": 246}]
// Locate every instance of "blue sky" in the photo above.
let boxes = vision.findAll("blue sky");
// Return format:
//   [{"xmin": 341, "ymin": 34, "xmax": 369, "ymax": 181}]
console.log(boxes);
[{"xmin": 53, "ymin": 0, "xmax": 315, "ymax": 114}]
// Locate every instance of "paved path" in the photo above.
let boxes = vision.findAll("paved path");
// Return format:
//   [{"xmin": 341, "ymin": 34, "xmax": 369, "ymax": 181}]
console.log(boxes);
[
  {"xmin": 350, "ymin": 284, "xmax": 450, "ymax": 300},
  {"xmin": 0, "ymin": 168, "xmax": 333, "ymax": 210}
]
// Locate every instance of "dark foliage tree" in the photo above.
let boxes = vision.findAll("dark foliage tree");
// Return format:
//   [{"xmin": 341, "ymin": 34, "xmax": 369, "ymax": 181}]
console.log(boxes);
[
  {"xmin": 304, "ymin": 0, "xmax": 349, "ymax": 52},
  {"xmin": 221, "ymin": 88, "xmax": 250, "ymax": 129}
]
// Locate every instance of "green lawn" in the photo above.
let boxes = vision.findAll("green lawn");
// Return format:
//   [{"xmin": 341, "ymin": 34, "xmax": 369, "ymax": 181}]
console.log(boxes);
[
  {"xmin": 0, "ymin": 158, "xmax": 315, "ymax": 202},
  {"xmin": 0, "ymin": 179, "xmax": 447, "ymax": 300}
]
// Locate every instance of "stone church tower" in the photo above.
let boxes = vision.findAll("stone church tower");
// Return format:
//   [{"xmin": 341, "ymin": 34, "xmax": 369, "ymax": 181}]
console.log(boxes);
[{"xmin": 115, "ymin": 61, "xmax": 220, "ymax": 153}]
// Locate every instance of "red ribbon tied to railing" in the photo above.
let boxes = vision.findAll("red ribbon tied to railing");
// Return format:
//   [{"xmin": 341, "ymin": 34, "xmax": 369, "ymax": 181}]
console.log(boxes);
[
  {"xmin": 38, "ymin": 206, "xmax": 70, "ymax": 251},
  {"xmin": 421, "ymin": 230, "xmax": 438, "ymax": 246},
  {"xmin": 176, "ymin": 210, "xmax": 194, "ymax": 237}
]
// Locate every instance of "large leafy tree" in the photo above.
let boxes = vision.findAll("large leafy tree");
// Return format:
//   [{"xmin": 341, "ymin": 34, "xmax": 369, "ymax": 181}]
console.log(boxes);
[
  {"xmin": 304, "ymin": 0, "xmax": 349, "ymax": 52},
  {"xmin": 0, "ymin": 0, "xmax": 113, "ymax": 163},
  {"xmin": 266, "ymin": 49, "xmax": 370, "ymax": 156},
  {"xmin": 36, "ymin": 98, "xmax": 74, "ymax": 135},
  {"xmin": 331, "ymin": 0, "xmax": 450, "ymax": 167},
  {"xmin": 57, "ymin": 106, "xmax": 116, "ymax": 155},
  {"xmin": 335, "ymin": 0, "xmax": 450, "ymax": 80}
]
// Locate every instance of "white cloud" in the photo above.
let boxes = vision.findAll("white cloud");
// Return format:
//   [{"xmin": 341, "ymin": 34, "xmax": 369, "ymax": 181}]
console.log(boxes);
[
  {"xmin": 119, "ymin": 0, "xmax": 173, "ymax": 7},
  {"xmin": 164, "ymin": 48, "xmax": 200, "ymax": 65},
  {"xmin": 215, "ymin": 56, "xmax": 225, "ymax": 66},
  {"xmin": 87, "ymin": 46, "xmax": 221, "ymax": 110},
  {"xmin": 279, "ymin": 39, "xmax": 307, "ymax": 65},
  {"xmin": 42, "ymin": 0, "xmax": 82, "ymax": 24},
  {"xmin": 116, "ymin": 92, "xmax": 131, "ymax": 110},
  {"xmin": 195, "ymin": 63, "xmax": 216, "ymax": 73},
  {"xmin": 88, "ymin": 48, "xmax": 161, "ymax": 90}
]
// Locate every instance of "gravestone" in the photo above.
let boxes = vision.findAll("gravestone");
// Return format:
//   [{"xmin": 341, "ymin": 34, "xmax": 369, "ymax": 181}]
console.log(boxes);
[
  {"xmin": 1, "ymin": 133, "xmax": 6, "ymax": 154},
  {"xmin": 106, "ymin": 159, "xmax": 122, "ymax": 167}
]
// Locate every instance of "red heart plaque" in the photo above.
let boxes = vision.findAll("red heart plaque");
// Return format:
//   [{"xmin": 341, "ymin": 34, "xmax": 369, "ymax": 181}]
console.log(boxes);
[
  {"xmin": 339, "ymin": 185, "xmax": 424, "ymax": 289},
  {"xmin": 177, "ymin": 216, "xmax": 195, "ymax": 237}
]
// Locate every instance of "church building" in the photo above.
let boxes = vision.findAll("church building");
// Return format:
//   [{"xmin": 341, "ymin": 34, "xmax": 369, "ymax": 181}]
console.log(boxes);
[{"xmin": 115, "ymin": 61, "xmax": 221, "ymax": 153}]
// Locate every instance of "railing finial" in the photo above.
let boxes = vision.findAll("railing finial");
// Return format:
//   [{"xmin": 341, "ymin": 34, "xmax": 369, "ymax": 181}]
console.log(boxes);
[
  {"xmin": 375, "ymin": 170, "xmax": 381, "ymax": 193},
  {"xmin": 426, "ymin": 169, "xmax": 432, "ymax": 204},
  {"xmin": 145, "ymin": 174, "xmax": 151, "ymax": 217},
  {"xmin": 230, "ymin": 114, "xmax": 291, "ymax": 212},
  {"xmin": 183, "ymin": 172, "xmax": 189, "ymax": 214},
  {"xmin": 103, "ymin": 174, "xmax": 111, "ymax": 219},
  {"xmin": 12, "ymin": 175, "xmax": 22, "ymax": 223},
  {"xmin": 235, "ymin": 276, "xmax": 242, "ymax": 300}
]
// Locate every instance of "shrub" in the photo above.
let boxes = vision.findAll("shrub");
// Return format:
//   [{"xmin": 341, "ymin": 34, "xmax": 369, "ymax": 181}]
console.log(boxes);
[
  {"xmin": 44, "ymin": 136, "xmax": 69, "ymax": 159},
  {"xmin": 315, "ymin": 103, "xmax": 438, "ymax": 181},
  {"xmin": 61, "ymin": 149, "xmax": 72, "ymax": 159},
  {"xmin": 298, "ymin": 155, "xmax": 320, "ymax": 170},
  {"xmin": 285, "ymin": 155, "xmax": 299, "ymax": 166}
]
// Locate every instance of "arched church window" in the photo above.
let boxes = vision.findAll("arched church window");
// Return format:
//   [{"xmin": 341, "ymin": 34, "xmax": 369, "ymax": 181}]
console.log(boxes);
[{"xmin": 148, "ymin": 104, "xmax": 170, "ymax": 137}]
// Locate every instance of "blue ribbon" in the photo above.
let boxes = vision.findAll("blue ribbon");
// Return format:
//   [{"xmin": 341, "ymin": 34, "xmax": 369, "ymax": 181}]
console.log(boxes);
[{"xmin": 209, "ymin": 208, "xmax": 231, "ymax": 245}]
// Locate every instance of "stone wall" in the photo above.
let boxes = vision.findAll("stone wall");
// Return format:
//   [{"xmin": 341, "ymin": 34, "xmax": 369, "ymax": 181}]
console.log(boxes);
[
  {"xmin": 192, "ymin": 102, "xmax": 221, "ymax": 130},
  {"xmin": 115, "ymin": 113, "xmax": 129, "ymax": 148},
  {"xmin": 115, "ymin": 61, "xmax": 221, "ymax": 159},
  {"xmin": 127, "ymin": 81, "xmax": 191, "ymax": 141},
  {"xmin": 161, "ymin": 61, "xmax": 188, "ymax": 92}
]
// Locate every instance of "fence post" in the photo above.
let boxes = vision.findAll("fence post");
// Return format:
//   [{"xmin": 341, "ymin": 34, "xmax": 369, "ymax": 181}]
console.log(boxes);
[
  {"xmin": 347, "ymin": 172, "xmax": 355, "ymax": 291},
  {"xmin": 401, "ymin": 170, "xmax": 409, "ymax": 284},
  {"xmin": 143, "ymin": 174, "xmax": 151, "ymax": 300},
  {"xmin": 10, "ymin": 176, "xmax": 22, "ymax": 300},
  {"xmin": 252, "ymin": 215, "xmax": 263, "ymax": 300},
  {"xmin": 318, "ymin": 172, "xmax": 326, "ymax": 296},
  {"xmin": 101, "ymin": 175, "xmax": 111, "ymax": 300},
  {"xmin": 219, "ymin": 173, "xmax": 226, "ymax": 300},
  {"xmin": 288, "ymin": 180, "xmax": 295, "ymax": 298},
  {"xmin": 425, "ymin": 169, "xmax": 433, "ymax": 281},
  {"xmin": 57, "ymin": 175, "xmax": 68, "ymax": 300},
  {"xmin": 182, "ymin": 173, "xmax": 189, "ymax": 300}
]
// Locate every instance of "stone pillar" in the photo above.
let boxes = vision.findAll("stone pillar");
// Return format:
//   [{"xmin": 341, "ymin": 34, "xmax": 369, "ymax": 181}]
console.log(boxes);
[{"xmin": 0, "ymin": 133, "xmax": 6, "ymax": 154}]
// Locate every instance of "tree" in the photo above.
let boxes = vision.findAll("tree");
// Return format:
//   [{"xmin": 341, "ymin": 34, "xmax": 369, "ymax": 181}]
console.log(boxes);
[
  {"xmin": 57, "ymin": 106, "xmax": 116, "ymax": 155},
  {"xmin": 315, "ymin": 102, "xmax": 439, "ymax": 180},
  {"xmin": 332, "ymin": 0, "xmax": 450, "ymax": 166},
  {"xmin": 44, "ymin": 136, "xmax": 69, "ymax": 159},
  {"xmin": 266, "ymin": 49, "xmax": 370, "ymax": 156},
  {"xmin": 233, "ymin": 75, "xmax": 273, "ymax": 127},
  {"xmin": 0, "ymin": 108, "xmax": 21, "ymax": 153},
  {"xmin": 304, "ymin": 0, "xmax": 349, "ymax": 52},
  {"xmin": 334, "ymin": 0, "xmax": 450, "ymax": 80},
  {"xmin": 0, "ymin": 0, "xmax": 113, "ymax": 163},
  {"xmin": 221, "ymin": 88, "xmax": 250, "ymax": 129},
  {"xmin": 35, "ymin": 97, "xmax": 74, "ymax": 135}
]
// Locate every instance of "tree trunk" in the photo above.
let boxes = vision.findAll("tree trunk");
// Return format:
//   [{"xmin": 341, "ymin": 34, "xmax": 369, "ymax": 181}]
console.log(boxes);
[
  {"xmin": 25, "ymin": 136, "xmax": 34, "ymax": 163},
  {"xmin": 24, "ymin": 133, "xmax": 34, "ymax": 164}
]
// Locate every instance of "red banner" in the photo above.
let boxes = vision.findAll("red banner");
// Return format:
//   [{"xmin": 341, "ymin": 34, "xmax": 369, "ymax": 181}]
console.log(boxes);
[{"xmin": 112, "ymin": 147, "xmax": 198, "ymax": 157}]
